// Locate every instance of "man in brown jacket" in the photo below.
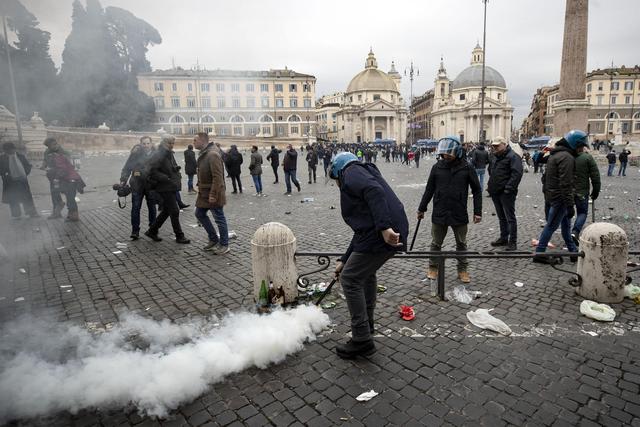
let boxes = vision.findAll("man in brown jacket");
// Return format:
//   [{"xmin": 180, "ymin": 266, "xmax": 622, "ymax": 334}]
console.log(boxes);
[{"xmin": 193, "ymin": 133, "xmax": 230, "ymax": 254}]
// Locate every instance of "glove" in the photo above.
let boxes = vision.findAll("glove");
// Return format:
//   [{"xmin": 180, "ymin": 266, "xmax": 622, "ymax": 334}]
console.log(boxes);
[{"xmin": 566, "ymin": 204, "xmax": 575, "ymax": 219}]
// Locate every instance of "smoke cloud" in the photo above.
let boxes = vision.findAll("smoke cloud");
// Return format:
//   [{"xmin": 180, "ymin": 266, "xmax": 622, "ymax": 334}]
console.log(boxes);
[{"xmin": 0, "ymin": 305, "xmax": 330, "ymax": 422}]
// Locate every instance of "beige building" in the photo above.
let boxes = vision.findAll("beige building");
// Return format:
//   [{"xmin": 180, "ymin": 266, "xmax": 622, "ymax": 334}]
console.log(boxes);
[
  {"xmin": 409, "ymin": 90, "xmax": 434, "ymax": 141},
  {"xmin": 336, "ymin": 50, "xmax": 407, "ymax": 143},
  {"xmin": 430, "ymin": 45, "xmax": 514, "ymax": 143},
  {"xmin": 543, "ymin": 65, "xmax": 640, "ymax": 140},
  {"xmin": 315, "ymin": 92, "xmax": 344, "ymax": 142},
  {"xmin": 137, "ymin": 68, "xmax": 316, "ymax": 139}
]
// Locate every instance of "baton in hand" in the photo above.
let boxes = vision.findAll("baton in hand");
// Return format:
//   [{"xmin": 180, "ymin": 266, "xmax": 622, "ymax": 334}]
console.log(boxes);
[
  {"xmin": 591, "ymin": 199, "xmax": 596, "ymax": 223},
  {"xmin": 315, "ymin": 278, "xmax": 337, "ymax": 306},
  {"xmin": 410, "ymin": 218, "xmax": 422, "ymax": 251}
]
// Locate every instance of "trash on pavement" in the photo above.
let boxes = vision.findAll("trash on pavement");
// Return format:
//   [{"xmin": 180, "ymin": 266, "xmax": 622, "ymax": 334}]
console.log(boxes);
[
  {"xmin": 75, "ymin": 196, "xmax": 80, "ymax": 202},
  {"xmin": 355, "ymin": 390, "xmax": 378, "ymax": 402},
  {"xmin": 399, "ymin": 305, "xmax": 415, "ymax": 321},
  {"xmin": 112, "ymin": 250, "xmax": 123, "ymax": 255},
  {"xmin": 321, "ymin": 302, "xmax": 336, "ymax": 309},
  {"xmin": 623, "ymin": 284, "xmax": 640, "ymax": 299},
  {"xmin": 228, "ymin": 230, "xmax": 238, "ymax": 240},
  {"xmin": 376, "ymin": 285, "xmax": 387, "ymax": 293},
  {"xmin": 514, "ymin": 282, "xmax": 524, "ymax": 288},
  {"xmin": 56, "ymin": 246, "xmax": 66, "ymax": 250},
  {"xmin": 445, "ymin": 285, "xmax": 473, "ymax": 304},
  {"xmin": 18, "ymin": 268, "xmax": 26, "ymax": 274},
  {"xmin": 14, "ymin": 297, "xmax": 25, "ymax": 302},
  {"xmin": 60, "ymin": 285, "xmax": 72, "ymax": 288},
  {"xmin": 115, "ymin": 242, "xmax": 128, "ymax": 248},
  {"xmin": 302, "ymin": 197, "xmax": 314, "ymax": 203},
  {"xmin": 285, "ymin": 211, "xmax": 291, "ymax": 215},
  {"xmin": 466, "ymin": 308, "xmax": 512, "ymax": 335},
  {"xmin": 579, "ymin": 300, "xmax": 616, "ymax": 322}
]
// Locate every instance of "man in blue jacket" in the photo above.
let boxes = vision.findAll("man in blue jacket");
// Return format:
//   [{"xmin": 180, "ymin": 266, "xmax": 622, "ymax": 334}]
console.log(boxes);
[{"xmin": 331, "ymin": 152, "xmax": 409, "ymax": 359}]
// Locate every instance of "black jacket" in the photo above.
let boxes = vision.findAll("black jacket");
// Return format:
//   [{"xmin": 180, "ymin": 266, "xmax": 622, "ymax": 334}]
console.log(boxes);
[
  {"xmin": 542, "ymin": 144, "xmax": 575, "ymax": 206},
  {"xmin": 306, "ymin": 150, "xmax": 318, "ymax": 166},
  {"xmin": 619, "ymin": 151, "xmax": 629, "ymax": 163},
  {"xmin": 120, "ymin": 144, "xmax": 153, "ymax": 193},
  {"xmin": 470, "ymin": 146, "xmax": 490, "ymax": 169},
  {"xmin": 146, "ymin": 145, "xmax": 181, "ymax": 193},
  {"xmin": 283, "ymin": 149, "xmax": 298, "ymax": 171},
  {"xmin": 224, "ymin": 148, "xmax": 243, "ymax": 175},
  {"xmin": 606, "ymin": 152, "xmax": 617, "ymax": 164},
  {"xmin": 184, "ymin": 149, "xmax": 197, "ymax": 175},
  {"xmin": 487, "ymin": 146, "xmax": 523, "ymax": 195},
  {"xmin": 0, "ymin": 153, "xmax": 33, "ymax": 204},
  {"xmin": 418, "ymin": 159, "xmax": 482, "ymax": 226},
  {"xmin": 339, "ymin": 163, "xmax": 409, "ymax": 262},
  {"xmin": 266, "ymin": 147, "xmax": 281, "ymax": 166}
]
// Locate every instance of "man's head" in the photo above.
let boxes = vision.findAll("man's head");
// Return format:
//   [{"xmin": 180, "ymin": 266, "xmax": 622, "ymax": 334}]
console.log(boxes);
[
  {"xmin": 271, "ymin": 145, "xmax": 275, "ymax": 149},
  {"xmin": 329, "ymin": 152, "xmax": 358, "ymax": 180},
  {"xmin": 193, "ymin": 132, "xmax": 209, "ymax": 150},
  {"xmin": 491, "ymin": 136, "xmax": 507, "ymax": 154},
  {"xmin": 43, "ymin": 137, "xmax": 59, "ymax": 151},
  {"xmin": 139, "ymin": 136, "xmax": 152, "ymax": 150},
  {"xmin": 2, "ymin": 142, "xmax": 16, "ymax": 154},
  {"xmin": 563, "ymin": 129, "xmax": 588, "ymax": 151},
  {"xmin": 251, "ymin": 145, "xmax": 258, "ymax": 152},
  {"xmin": 287, "ymin": 144, "xmax": 293, "ymax": 151},
  {"xmin": 436, "ymin": 136, "xmax": 462, "ymax": 161},
  {"xmin": 160, "ymin": 135, "xmax": 175, "ymax": 151}
]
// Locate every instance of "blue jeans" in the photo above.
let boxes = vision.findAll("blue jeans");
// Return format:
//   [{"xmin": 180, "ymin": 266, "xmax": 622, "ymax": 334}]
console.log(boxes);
[
  {"xmin": 618, "ymin": 162, "xmax": 627, "ymax": 176},
  {"xmin": 284, "ymin": 169, "xmax": 300, "ymax": 193},
  {"xmin": 607, "ymin": 164, "xmax": 615, "ymax": 176},
  {"xmin": 131, "ymin": 191, "xmax": 157, "ymax": 233},
  {"xmin": 187, "ymin": 174, "xmax": 194, "ymax": 191},
  {"xmin": 571, "ymin": 196, "xmax": 589, "ymax": 236},
  {"xmin": 195, "ymin": 206, "xmax": 229, "ymax": 246},
  {"xmin": 475, "ymin": 168, "xmax": 486, "ymax": 192},
  {"xmin": 536, "ymin": 203, "xmax": 576, "ymax": 253},
  {"xmin": 252, "ymin": 174, "xmax": 263, "ymax": 193}
]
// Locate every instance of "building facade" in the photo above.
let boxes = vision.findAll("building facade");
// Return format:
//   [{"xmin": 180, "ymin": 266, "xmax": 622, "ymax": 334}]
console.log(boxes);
[
  {"xmin": 137, "ymin": 68, "xmax": 316, "ymax": 139},
  {"xmin": 520, "ymin": 85, "xmax": 557, "ymax": 138},
  {"xmin": 429, "ymin": 45, "xmax": 514, "ymax": 143},
  {"xmin": 540, "ymin": 66, "xmax": 640, "ymax": 140},
  {"xmin": 315, "ymin": 92, "xmax": 344, "ymax": 142},
  {"xmin": 336, "ymin": 50, "xmax": 407, "ymax": 143},
  {"xmin": 409, "ymin": 90, "xmax": 434, "ymax": 141}
]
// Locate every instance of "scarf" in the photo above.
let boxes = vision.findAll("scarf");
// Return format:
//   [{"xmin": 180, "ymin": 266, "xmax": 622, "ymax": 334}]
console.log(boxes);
[{"xmin": 8, "ymin": 154, "xmax": 27, "ymax": 181}]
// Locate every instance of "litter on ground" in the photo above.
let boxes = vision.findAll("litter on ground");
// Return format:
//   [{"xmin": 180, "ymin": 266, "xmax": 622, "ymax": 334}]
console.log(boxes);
[
  {"xmin": 466, "ymin": 309, "xmax": 512, "ymax": 335},
  {"xmin": 579, "ymin": 300, "xmax": 616, "ymax": 322},
  {"xmin": 355, "ymin": 390, "xmax": 378, "ymax": 402}
]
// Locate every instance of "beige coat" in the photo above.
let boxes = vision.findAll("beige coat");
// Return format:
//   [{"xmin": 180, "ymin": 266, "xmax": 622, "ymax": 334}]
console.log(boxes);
[{"xmin": 196, "ymin": 144, "xmax": 226, "ymax": 208}]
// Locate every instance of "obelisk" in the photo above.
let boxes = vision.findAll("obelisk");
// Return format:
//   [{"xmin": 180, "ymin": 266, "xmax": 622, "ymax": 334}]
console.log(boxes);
[{"xmin": 552, "ymin": 0, "xmax": 590, "ymax": 137}]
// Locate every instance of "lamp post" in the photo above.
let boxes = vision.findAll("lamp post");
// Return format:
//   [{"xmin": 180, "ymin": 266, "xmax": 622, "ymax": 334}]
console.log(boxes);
[
  {"xmin": 479, "ymin": 0, "xmax": 488, "ymax": 143},
  {"xmin": 405, "ymin": 61, "xmax": 419, "ymax": 148},
  {"xmin": 2, "ymin": 15, "xmax": 23, "ymax": 146}
]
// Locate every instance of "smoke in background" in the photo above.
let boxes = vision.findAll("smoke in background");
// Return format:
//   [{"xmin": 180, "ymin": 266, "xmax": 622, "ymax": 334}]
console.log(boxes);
[{"xmin": 0, "ymin": 305, "xmax": 330, "ymax": 422}]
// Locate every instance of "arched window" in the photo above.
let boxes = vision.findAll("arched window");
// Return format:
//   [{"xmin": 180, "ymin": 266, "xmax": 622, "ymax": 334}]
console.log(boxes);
[
  {"xmin": 230, "ymin": 115, "xmax": 245, "ymax": 123},
  {"xmin": 259, "ymin": 114, "xmax": 273, "ymax": 122},
  {"xmin": 287, "ymin": 115, "xmax": 301, "ymax": 122},
  {"xmin": 169, "ymin": 115, "xmax": 185, "ymax": 123},
  {"xmin": 607, "ymin": 111, "xmax": 620, "ymax": 119},
  {"xmin": 201, "ymin": 115, "xmax": 215, "ymax": 123}
]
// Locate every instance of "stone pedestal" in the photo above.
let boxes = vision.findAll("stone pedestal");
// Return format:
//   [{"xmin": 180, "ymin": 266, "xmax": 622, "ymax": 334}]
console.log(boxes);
[{"xmin": 552, "ymin": 99, "xmax": 590, "ymax": 137}]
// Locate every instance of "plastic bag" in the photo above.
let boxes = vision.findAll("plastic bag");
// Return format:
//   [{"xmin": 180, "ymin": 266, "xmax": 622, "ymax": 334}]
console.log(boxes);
[
  {"xmin": 579, "ymin": 300, "xmax": 616, "ymax": 322},
  {"xmin": 445, "ymin": 285, "xmax": 473, "ymax": 304},
  {"xmin": 466, "ymin": 309, "xmax": 512, "ymax": 335},
  {"xmin": 623, "ymin": 284, "xmax": 640, "ymax": 299}
]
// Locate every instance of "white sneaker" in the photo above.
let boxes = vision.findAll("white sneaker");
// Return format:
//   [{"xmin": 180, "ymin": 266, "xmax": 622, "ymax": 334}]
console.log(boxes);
[
  {"xmin": 254, "ymin": 193, "xmax": 260, "ymax": 197},
  {"xmin": 214, "ymin": 244, "xmax": 230, "ymax": 255}
]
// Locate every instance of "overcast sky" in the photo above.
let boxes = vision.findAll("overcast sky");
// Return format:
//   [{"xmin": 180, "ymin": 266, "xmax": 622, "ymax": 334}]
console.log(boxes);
[{"xmin": 20, "ymin": 0, "xmax": 640, "ymax": 126}]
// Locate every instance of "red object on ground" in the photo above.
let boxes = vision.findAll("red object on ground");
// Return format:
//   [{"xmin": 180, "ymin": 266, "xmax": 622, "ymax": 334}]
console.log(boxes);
[{"xmin": 399, "ymin": 305, "xmax": 415, "ymax": 321}]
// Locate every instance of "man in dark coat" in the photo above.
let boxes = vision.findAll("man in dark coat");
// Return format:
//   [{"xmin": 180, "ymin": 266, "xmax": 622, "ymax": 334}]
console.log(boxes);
[
  {"xmin": 323, "ymin": 148, "xmax": 332, "ymax": 176},
  {"xmin": 144, "ymin": 136, "xmax": 190, "ymax": 244},
  {"xmin": 606, "ymin": 150, "xmax": 617, "ymax": 176},
  {"xmin": 282, "ymin": 144, "xmax": 301, "ymax": 195},
  {"xmin": 224, "ymin": 145, "xmax": 243, "ymax": 194},
  {"xmin": 266, "ymin": 145, "xmax": 282, "ymax": 183},
  {"xmin": 618, "ymin": 149, "xmax": 629, "ymax": 177},
  {"xmin": 184, "ymin": 144, "xmax": 197, "ymax": 193},
  {"xmin": 306, "ymin": 147, "xmax": 318, "ymax": 184},
  {"xmin": 533, "ymin": 130, "xmax": 587, "ymax": 263},
  {"xmin": 0, "ymin": 142, "xmax": 38, "ymax": 219},
  {"xmin": 470, "ymin": 142, "xmax": 490, "ymax": 192},
  {"xmin": 331, "ymin": 152, "xmax": 408, "ymax": 359},
  {"xmin": 487, "ymin": 137, "xmax": 523, "ymax": 251},
  {"xmin": 42, "ymin": 137, "xmax": 85, "ymax": 222},
  {"xmin": 120, "ymin": 136, "xmax": 156, "ymax": 240},
  {"xmin": 417, "ymin": 136, "xmax": 482, "ymax": 283}
]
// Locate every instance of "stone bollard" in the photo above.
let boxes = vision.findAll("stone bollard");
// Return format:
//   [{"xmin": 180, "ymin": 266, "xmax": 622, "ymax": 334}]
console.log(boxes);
[
  {"xmin": 251, "ymin": 222, "xmax": 298, "ymax": 304},
  {"xmin": 576, "ymin": 222, "xmax": 628, "ymax": 303}
]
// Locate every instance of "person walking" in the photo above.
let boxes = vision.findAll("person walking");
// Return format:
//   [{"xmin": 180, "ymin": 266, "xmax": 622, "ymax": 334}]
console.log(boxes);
[
  {"xmin": 144, "ymin": 135, "xmax": 190, "ymax": 244},
  {"xmin": 249, "ymin": 145, "xmax": 264, "ymax": 196},
  {"xmin": 306, "ymin": 146, "xmax": 318, "ymax": 184},
  {"xmin": 330, "ymin": 152, "xmax": 408, "ymax": 359},
  {"xmin": 266, "ymin": 145, "xmax": 282, "ymax": 183},
  {"xmin": 414, "ymin": 148, "xmax": 421, "ymax": 168},
  {"xmin": 323, "ymin": 148, "xmax": 332, "ymax": 176},
  {"xmin": 417, "ymin": 137, "xmax": 482, "ymax": 283},
  {"xmin": 224, "ymin": 145, "xmax": 243, "ymax": 194},
  {"xmin": 0, "ymin": 142, "xmax": 39, "ymax": 219},
  {"xmin": 571, "ymin": 141, "xmax": 601, "ymax": 242},
  {"xmin": 184, "ymin": 144, "xmax": 197, "ymax": 193},
  {"xmin": 42, "ymin": 138, "xmax": 85, "ymax": 221},
  {"xmin": 119, "ymin": 136, "xmax": 157, "ymax": 240},
  {"xmin": 282, "ymin": 144, "xmax": 301, "ymax": 195},
  {"xmin": 487, "ymin": 136, "xmax": 523, "ymax": 251},
  {"xmin": 470, "ymin": 142, "xmax": 490, "ymax": 192},
  {"xmin": 606, "ymin": 150, "xmax": 617, "ymax": 176},
  {"xmin": 533, "ymin": 130, "xmax": 587, "ymax": 263},
  {"xmin": 618, "ymin": 149, "xmax": 629, "ymax": 177},
  {"xmin": 192, "ymin": 133, "xmax": 229, "ymax": 254}
]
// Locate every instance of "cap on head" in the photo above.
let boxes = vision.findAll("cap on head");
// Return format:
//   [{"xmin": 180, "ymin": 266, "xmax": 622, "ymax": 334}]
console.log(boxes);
[
  {"xmin": 564, "ymin": 129, "xmax": 588, "ymax": 150},
  {"xmin": 329, "ymin": 152, "xmax": 358, "ymax": 179},
  {"xmin": 436, "ymin": 136, "xmax": 463, "ymax": 158},
  {"xmin": 491, "ymin": 136, "xmax": 506, "ymax": 146},
  {"xmin": 43, "ymin": 137, "xmax": 57, "ymax": 147}
]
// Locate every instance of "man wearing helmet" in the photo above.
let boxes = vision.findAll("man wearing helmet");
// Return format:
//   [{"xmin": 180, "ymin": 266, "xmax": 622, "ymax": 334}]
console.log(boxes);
[
  {"xmin": 533, "ymin": 130, "xmax": 588, "ymax": 263},
  {"xmin": 417, "ymin": 136, "xmax": 482, "ymax": 283},
  {"xmin": 330, "ymin": 152, "xmax": 409, "ymax": 359}
]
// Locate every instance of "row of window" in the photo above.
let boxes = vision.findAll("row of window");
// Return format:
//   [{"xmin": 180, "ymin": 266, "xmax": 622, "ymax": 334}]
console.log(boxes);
[
  {"xmin": 316, "ymin": 112, "xmax": 338, "ymax": 121},
  {"xmin": 168, "ymin": 124, "xmax": 311, "ymax": 137},
  {"xmin": 347, "ymin": 94, "xmax": 394, "ymax": 103},
  {"xmin": 586, "ymin": 81, "xmax": 638, "ymax": 92},
  {"xmin": 154, "ymin": 96, "xmax": 313, "ymax": 109},
  {"xmin": 589, "ymin": 94, "xmax": 636, "ymax": 106},
  {"xmin": 153, "ymin": 82, "xmax": 312, "ymax": 93},
  {"xmin": 160, "ymin": 114, "xmax": 313, "ymax": 123}
]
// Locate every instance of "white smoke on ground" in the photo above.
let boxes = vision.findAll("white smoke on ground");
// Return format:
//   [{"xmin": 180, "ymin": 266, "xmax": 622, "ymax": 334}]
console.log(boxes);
[{"xmin": 0, "ymin": 305, "xmax": 330, "ymax": 422}]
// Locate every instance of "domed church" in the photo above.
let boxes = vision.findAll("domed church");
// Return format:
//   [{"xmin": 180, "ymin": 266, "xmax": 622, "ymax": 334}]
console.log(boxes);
[
  {"xmin": 430, "ymin": 44, "xmax": 513, "ymax": 142},
  {"xmin": 337, "ymin": 49, "xmax": 408, "ymax": 143}
]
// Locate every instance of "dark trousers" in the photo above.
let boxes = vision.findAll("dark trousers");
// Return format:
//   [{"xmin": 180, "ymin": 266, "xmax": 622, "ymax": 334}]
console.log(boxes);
[
  {"xmin": 230, "ymin": 174, "xmax": 242, "ymax": 193},
  {"xmin": 308, "ymin": 165, "xmax": 316, "ymax": 183},
  {"xmin": 491, "ymin": 192, "xmax": 518, "ymax": 243},
  {"xmin": 51, "ymin": 182, "xmax": 78, "ymax": 213},
  {"xmin": 284, "ymin": 170, "xmax": 300, "ymax": 193},
  {"xmin": 187, "ymin": 174, "xmax": 194, "ymax": 191},
  {"xmin": 323, "ymin": 161, "xmax": 330, "ymax": 176},
  {"xmin": 341, "ymin": 251, "xmax": 394, "ymax": 342},
  {"xmin": 6, "ymin": 182, "xmax": 37, "ymax": 217},
  {"xmin": 429, "ymin": 223, "xmax": 468, "ymax": 271},
  {"xmin": 148, "ymin": 191, "xmax": 184, "ymax": 238},
  {"xmin": 271, "ymin": 164, "xmax": 279, "ymax": 182},
  {"xmin": 131, "ymin": 191, "xmax": 157, "ymax": 233}
]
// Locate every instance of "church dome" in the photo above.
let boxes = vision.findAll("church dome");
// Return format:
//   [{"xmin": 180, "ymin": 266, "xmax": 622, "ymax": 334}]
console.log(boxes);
[
  {"xmin": 452, "ymin": 65, "xmax": 506, "ymax": 89},
  {"xmin": 346, "ymin": 50, "xmax": 398, "ymax": 93}
]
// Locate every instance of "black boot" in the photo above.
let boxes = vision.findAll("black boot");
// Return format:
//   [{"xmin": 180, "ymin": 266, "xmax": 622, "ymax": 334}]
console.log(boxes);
[
  {"xmin": 505, "ymin": 241, "xmax": 517, "ymax": 251},
  {"xmin": 490, "ymin": 238, "xmax": 508, "ymax": 247},
  {"xmin": 144, "ymin": 230, "xmax": 162, "ymax": 242},
  {"xmin": 130, "ymin": 232, "xmax": 139, "ymax": 241},
  {"xmin": 175, "ymin": 235, "xmax": 191, "ymax": 244},
  {"xmin": 336, "ymin": 339, "xmax": 375, "ymax": 359}
]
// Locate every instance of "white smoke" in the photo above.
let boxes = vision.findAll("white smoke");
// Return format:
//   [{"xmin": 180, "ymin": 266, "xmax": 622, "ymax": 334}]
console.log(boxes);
[{"xmin": 0, "ymin": 305, "xmax": 330, "ymax": 422}]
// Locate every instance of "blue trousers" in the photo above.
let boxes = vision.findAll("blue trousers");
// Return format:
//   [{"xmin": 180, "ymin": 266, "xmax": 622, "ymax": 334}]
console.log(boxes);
[
  {"xmin": 536, "ymin": 203, "xmax": 577, "ymax": 253},
  {"xmin": 475, "ymin": 168, "xmax": 486, "ymax": 192},
  {"xmin": 195, "ymin": 206, "xmax": 229, "ymax": 246},
  {"xmin": 284, "ymin": 170, "xmax": 300, "ymax": 193},
  {"xmin": 131, "ymin": 191, "xmax": 157, "ymax": 233},
  {"xmin": 571, "ymin": 196, "xmax": 590, "ymax": 236},
  {"xmin": 252, "ymin": 175, "xmax": 263, "ymax": 193}
]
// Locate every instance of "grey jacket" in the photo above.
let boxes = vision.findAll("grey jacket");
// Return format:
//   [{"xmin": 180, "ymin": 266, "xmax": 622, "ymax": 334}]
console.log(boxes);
[{"xmin": 249, "ymin": 151, "xmax": 263, "ymax": 176}]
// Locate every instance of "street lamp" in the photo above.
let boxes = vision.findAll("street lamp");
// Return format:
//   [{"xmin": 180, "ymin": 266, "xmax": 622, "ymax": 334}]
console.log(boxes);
[
  {"xmin": 405, "ymin": 61, "xmax": 419, "ymax": 148},
  {"xmin": 2, "ymin": 15, "xmax": 23, "ymax": 146},
  {"xmin": 479, "ymin": 0, "xmax": 488, "ymax": 143}
]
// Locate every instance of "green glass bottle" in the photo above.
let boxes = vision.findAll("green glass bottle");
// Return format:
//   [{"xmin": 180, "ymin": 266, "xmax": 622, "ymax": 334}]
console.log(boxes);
[{"xmin": 258, "ymin": 280, "xmax": 269, "ymax": 307}]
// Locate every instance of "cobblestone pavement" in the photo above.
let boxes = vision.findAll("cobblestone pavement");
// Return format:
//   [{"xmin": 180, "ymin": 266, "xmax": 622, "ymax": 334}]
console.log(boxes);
[{"xmin": 1, "ymin": 151, "xmax": 640, "ymax": 427}]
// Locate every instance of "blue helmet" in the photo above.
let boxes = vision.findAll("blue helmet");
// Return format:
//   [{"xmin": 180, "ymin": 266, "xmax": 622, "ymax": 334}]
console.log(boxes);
[
  {"xmin": 329, "ymin": 152, "xmax": 358, "ymax": 179},
  {"xmin": 564, "ymin": 129, "xmax": 588, "ymax": 150},
  {"xmin": 436, "ymin": 136, "xmax": 463, "ymax": 158}
]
